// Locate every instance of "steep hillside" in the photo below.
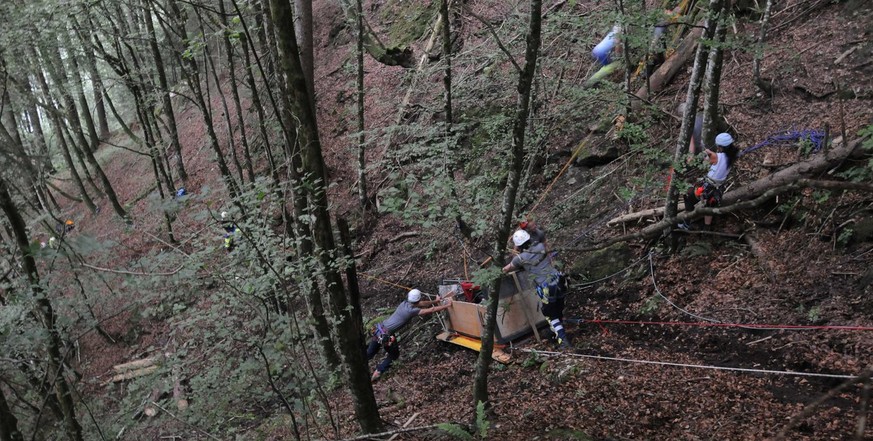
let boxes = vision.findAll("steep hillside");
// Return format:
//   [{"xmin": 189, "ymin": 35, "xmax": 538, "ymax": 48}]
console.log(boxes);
[{"xmin": 32, "ymin": 0, "xmax": 872, "ymax": 439}]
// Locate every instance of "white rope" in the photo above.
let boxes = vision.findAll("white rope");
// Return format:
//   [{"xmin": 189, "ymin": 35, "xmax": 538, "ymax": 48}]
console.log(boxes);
[
  {"xmin": 521, "ymin": 349, "xmax": 857, "ymax": 380},
  {"xmin": 648, "ymin": 251, "xmax": 721, "ymax": 323}
]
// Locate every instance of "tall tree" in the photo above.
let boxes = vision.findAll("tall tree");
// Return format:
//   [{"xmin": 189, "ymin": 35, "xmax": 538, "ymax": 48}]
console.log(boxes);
[
  {"xmin": 472, "ymin": 0, "xmax": 543, "ymax": 410},
  {"xmin": 664, "ymin": 0, "xmax": 723, "ymax": 220},
  {"xmin": 269, "ymin": 0, "xmax": 382, "ymax": 433},
  {"xmin": 354, "ymin": 0, "xmax": 368, "ymax": 210},
  {"xmin": 142, "ymin": 0, "xmax": 188, "ymax": 183},
  {"xmin": 0, "ymin": 386, "xmax": 23, "ymax": 441},
  {"xmin": 0, "ymin": 177, "xmax": 85, "ymax": 441},
  {"xmin": 218, "ymin": 0, "xmax": 255, "ymax": 184},
  {"xmin": 701, "ymin": 5, "xmax": 729, "ymax": 148}
]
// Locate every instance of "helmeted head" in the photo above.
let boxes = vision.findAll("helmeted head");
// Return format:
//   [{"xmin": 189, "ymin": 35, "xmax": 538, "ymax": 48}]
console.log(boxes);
[
  {"xmin": 65, "ymin": 219, "xmax": 74, "ymax": 226},
  {"xmin": 512, "ymin": 229, "xmax": 531, "ymax": 248},
  {"xmin": 220, "ymin": 211, "xmax": 228, "ymax": 220},
  {"xmin": 715, "ymin": 133, "xmax": 734, "ymax": 147},
  {"xmin": 407, "ymin": 289, "xmax": 422, "ymax": 303}
]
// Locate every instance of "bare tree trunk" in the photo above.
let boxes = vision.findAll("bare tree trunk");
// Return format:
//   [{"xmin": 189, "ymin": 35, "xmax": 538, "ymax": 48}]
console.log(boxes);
[
  {"xmin": 664, "ymin": 0, "xmax": 723, "ymax": 220},
  {"xmin": 440, "ymin": 0, "xmax": 453, "ymax": 130},
  {"xmin": 144, "ymin": 0, "xmax": 188, "ymax": 183},
  {"xmin": 219, "ymin": 0, "xmax": 256, "ymax": 184},
  {"xmin": 41, "ymin": 43, "xmax": 128, "ymax": 219},
  {"xmin": 269, "ymin": 0, "xmax": 382, "ymax": 433},
  {"xmin": 752, "ymin": 0, "xmax": 775, "ymax": 97},
  {"xmin": 0, "ymin": 385, "xmax": 23, "ymax": 441},
  {"xmin": 472, "ymin": 0, "xmax": 542, "ymax": 410},
  {"xmin": 79, "ymin": 26, "xmax": 110, "ymax": 140},
  {"xmin": 165, "ymin": 0, "xmax": 243, "ymax": 206},
  {"xmin": 294, "ymin": 0, "xmax": 316, "ymax": 111},
  {"xmin": 30, "ymin": 53, "xmax": 98, "ymax": 213},
  {"xmin": 23, "ymin": 79, "xmax": 54, "ymax": 173},
  {"xmin": 240, "ymin": 31, "xmax": 280, "ymax": 182},
  {"xmin": 355, "ymin": 0, "xmax": 369, "ymax": 210},
  {"xmin": 65, "ymin": 42, "xmax": 100, "ymax": 151},
  {"xmin": 701, "ymin": 7, "xmax": 728, "ymax": 151},
  {"xmin": 0, "ymin": 178, "xmax": 85, "ymax": 441},
  {"xmin": 337, "ymin": 0, "xmax": 414, "ymax": 67}
]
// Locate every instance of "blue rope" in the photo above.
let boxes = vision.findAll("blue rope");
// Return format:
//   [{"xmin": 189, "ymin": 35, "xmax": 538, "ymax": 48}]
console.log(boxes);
[{"xmin": 740, "ymin": 128, "xmax": 827, "ymax": 156}]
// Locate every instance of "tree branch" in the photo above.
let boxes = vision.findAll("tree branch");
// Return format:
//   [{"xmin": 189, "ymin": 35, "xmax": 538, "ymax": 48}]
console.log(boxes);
[{"xmin": 463, "ymin": 5, "xmax": 522, "ymax": 73}]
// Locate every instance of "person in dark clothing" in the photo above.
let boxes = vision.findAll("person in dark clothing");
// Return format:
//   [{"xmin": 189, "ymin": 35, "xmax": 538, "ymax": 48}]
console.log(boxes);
[
  {"xmin": 503, "ymin": 229, "xmax": 570, "ymax": 348},
  {"xmin": 366, "ymin": 289, "xmax": 453, "ymax": 381}
]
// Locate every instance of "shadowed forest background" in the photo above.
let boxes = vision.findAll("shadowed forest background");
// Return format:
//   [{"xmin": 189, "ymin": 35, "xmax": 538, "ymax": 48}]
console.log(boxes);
[{"xmin": 0, "ymin": 0, "xmax": 872, "ymax": 439}]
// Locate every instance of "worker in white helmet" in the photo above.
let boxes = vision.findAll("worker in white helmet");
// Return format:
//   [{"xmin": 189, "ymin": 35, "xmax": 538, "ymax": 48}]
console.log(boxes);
[
  {"xmin": 366, "ymin": 288, "xmax": 453, "ymax": 382},
  {"xmin": 503, "ymin": 229, "xmax": 570, "ymax": 349},
  {"xmin": 681, "ymin": 132, "xmax": 738, "ymax": 230}
]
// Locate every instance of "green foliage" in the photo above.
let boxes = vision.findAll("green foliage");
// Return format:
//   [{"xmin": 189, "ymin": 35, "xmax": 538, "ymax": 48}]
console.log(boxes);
[
  {"xmin": 837, "ymin": 227, "xmax": 853, "ymax": 247},
  {"xmin": 474, "ymin": 400, "xmax": 489, "ymax": 439},
  {"xmin": 639, "ymin": 295, "xmax": 661, "ymax": 315},
  {"xmin": 437, "ymin": 423, "xmax": 474, "ymax": 441},
  {"xmin": 837, "ymin": 125, "xmax": 873, "ymax": 182}
]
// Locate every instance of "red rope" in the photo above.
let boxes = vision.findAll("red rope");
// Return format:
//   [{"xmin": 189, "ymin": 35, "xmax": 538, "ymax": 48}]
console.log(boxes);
[{"xmin": 584, "ymin": 318, "xmax": 873, "ymax": 332}]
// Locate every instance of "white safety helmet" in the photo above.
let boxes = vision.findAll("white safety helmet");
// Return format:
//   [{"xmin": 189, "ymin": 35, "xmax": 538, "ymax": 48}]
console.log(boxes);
[
  {"xmin": 715, "ymin": 133, "xmax": 734, "ymax": 147},
  {"xmin": 407, "ymin": 289, "xmax": 422, "ymax": 303},
  {"xmin": 512, "ymin": 229, "xmax": 531, "ymax": 247},
  {"xmin": 220, "ymin": 211, "xmax": 228, "ymax": 219}
]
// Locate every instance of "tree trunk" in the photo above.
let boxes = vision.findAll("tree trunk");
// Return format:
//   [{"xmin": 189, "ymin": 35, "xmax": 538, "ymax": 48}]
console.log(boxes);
[
  {"xmin": 79, "ymin": 26, "xmax": 110, "ymax": 140},
  {"xmin": 664, "ymin": 0, "xmax": 723, "ymax": 220},
  {"xmin": 472, "ymin": 0, "xmax": 542, "ymax": 410},
  {"xmin": 165, "ymin": 0, "xmax": 243, "ymax": 206},
  {"xmin": 144, "ymin": 0, "xmax": 188, "ymax": 183},
  {"xmin": 219, "ymin": 0, "xmax": 256, "ymax": 184},
  {"xmin": 294, "ymin": 0, "xmax": 316, "ymax": 111},
  {"xmin": 0, "ymin": 178, "xmax": 85, "ymax": 441},
  {"xmin": 752, "ymin": 0, "xmax": 775, "ymax": 97},
  {"xmin": 701, "ymin": 5, "xmax": 728, "ymax": 151},
  {"xmin": 65, "ymin": 42, "xmax": 100, "ymax": 151},
  {"xmin": 355, "ymin": 0, "xmax": 369, "ymax": 210},
  {"xmin": 337, "ymin": 0, "xmax": 414, "ymax": 67},
  {"xmin": 269, "ymin": 0, "xmax": 382, "ymax": 433},
  {"xmin": 0, "ymin": 386, "xmax": 23, "ymax": 441},
  {"xmin": 30, "ymin": 53, "xmax": 98, "ymax": 213},
  {"xmin": 41, "ymin": 43, "xmax": 128, "ymax": 219},
  {"xmin": 23, "ymin": 79, "xmax": 54, "ymax": 174},
  {"xmin": 240, "ymin": 31, "xmax": 280, "ymax": 183}
]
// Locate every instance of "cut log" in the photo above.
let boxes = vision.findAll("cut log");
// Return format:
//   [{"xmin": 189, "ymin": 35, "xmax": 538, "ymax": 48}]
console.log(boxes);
[
  {"xmin": 608, "ymin": 203, "xmax": 687, "ymax": 226},
  {"xmin": 173, "ymin": 371, "xmax": 188, "ymax": 411},
  {"xmin": 743, "ymin": 230, "xmax": 775, "ymax": 282},
  {"xmin": 113, "ymin": 356, "xmax": 160, "ymax": 374},
  {"xmin": 105, "ymin": 366, "xmax": 159, "ymax": 384},
  {"xmin": 632, "ymin": 21, "xmax": 705, "ymax": 109}
]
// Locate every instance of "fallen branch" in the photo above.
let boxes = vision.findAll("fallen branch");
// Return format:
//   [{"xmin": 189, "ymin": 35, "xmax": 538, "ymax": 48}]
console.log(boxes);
[
  {"xmin": 322, "ymin": 423, "xmax": 442, "ymax": 441},
  {"xmin": 81, "ymin": 262, "xmax": 184, "ymax": 276},
  {"xmin": 463, "ymin": 5, "xmax": 521, "ymax": 73},
  {"xmin": 776, "ymin": 369, "xmax": 872, "ymax": 440},
  {"xmin": 105, "ymin": 366, "xmax": 159, "ymax": 384},
  {"xmin": 388, "ymin": 231, "xmax": 420, "ymax": 243},
  {"xmin": 113, "ymin": 357, "xmax": 160, "ymax": 374}
]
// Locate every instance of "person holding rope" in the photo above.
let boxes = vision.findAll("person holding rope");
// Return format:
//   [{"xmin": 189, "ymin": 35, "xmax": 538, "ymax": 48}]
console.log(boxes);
[
  {"xmin": 682, "ymin": 133, "xmax": 738, "ymax": 230},
  {"xmin": 503, "ymin": 229, "xmax": 570, "ymax": 349},
  {"xmin": 366, "ymin": 288, "xmax": 453, "ymax": 382}
]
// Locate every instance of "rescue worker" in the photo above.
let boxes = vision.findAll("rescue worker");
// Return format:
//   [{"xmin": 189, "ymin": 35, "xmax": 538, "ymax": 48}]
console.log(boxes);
[
  {"xmin": 503, "ymin": 229, "xmax": 570, "ymax": 349},
  {"xmin": 519, "ymin": 219, "xmax": 546, "ymax": 248},
  {"xmin": 682, "ymin": 133, "xmax": 739, "ymax": 229},
  {"xmin": 220, "ymin": 211, "xmax": 236, "ymax": 251},
  {"xmin": 366, "ymin": 288, "xmax": 453, "ymax": 382}
]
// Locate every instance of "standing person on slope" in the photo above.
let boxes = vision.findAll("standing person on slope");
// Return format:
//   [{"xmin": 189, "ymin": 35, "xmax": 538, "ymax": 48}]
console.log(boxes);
[
  {"xmin": 366, "ymin": 289, "xmax": 453, "ymax": 382},
  {"xmin": 682, "ymin": 132, "xmax": 739, "ymax": 229},
  {"xmin": 503, "ymin": 229, "xmax": 570, "ymax": 349}
]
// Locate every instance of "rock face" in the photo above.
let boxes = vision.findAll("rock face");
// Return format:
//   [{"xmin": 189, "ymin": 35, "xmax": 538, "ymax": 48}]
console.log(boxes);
[{"xmin": 569, "ymin": 242, "xmax": 633, "ymax": 281}]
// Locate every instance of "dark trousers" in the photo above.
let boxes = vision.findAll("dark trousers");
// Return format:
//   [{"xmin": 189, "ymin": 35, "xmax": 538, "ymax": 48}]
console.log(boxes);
[{"xmin": 366, "ymin": 336, "xmax": 399, "ymax": 374}]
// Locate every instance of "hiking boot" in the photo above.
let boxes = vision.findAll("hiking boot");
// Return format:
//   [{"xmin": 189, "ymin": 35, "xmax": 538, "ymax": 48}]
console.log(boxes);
[
  {"xmin": 371, "ymin": 370, "xmax": 382, "ymax": 382},
  {"xmin": 677, "ymin": 221, "xmax": 692, "ymax": 231},
  {"xmin": 556, "ymin": 337, "xmax": 571, "ymax": 350}
]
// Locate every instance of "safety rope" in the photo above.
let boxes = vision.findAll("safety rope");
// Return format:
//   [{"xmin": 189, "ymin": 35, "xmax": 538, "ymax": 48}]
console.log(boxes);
[
  {"xmin": 740, "ymin": 128, "xmax": 826, "ymax": 156},
  {"xmin": 518, "ymin": 349, "xmax": 857, "ymax": 380},
  {"xmin": 565, "ymin": 318, "xmax": 873, "ymax": 332},
  {"xmin": 528, "ymin": 131, "xmax": 595, "ymax": 216},
  {"xmin": 648, "ymin": 250, "xmax": 720, "ymax": 323}
]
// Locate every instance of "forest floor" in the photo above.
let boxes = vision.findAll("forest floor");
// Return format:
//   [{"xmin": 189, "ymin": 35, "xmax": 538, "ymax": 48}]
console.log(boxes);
[{"xmin": 44, "ymin": 0, "xmax": 873, "ymax": 440}]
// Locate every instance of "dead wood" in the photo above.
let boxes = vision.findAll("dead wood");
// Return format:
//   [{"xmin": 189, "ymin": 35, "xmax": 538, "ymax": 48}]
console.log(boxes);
[
  {"xmin": 632, "ymin": 21, "xmax": 705, "ymax": 109},
  {"xmin": 743, "ymin": 230, "xmax": 775, "ymax": 282},
  {"xmin": 105, "ymin": 366, "xmax": 159, "ymax": 384},
  {"xmin": 776, "ymin": 369, "xmax": 872, "ymax": 440},
  {"xmin": 113, "ymin": 356, "xmax": 160, "ymax": 374}
]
